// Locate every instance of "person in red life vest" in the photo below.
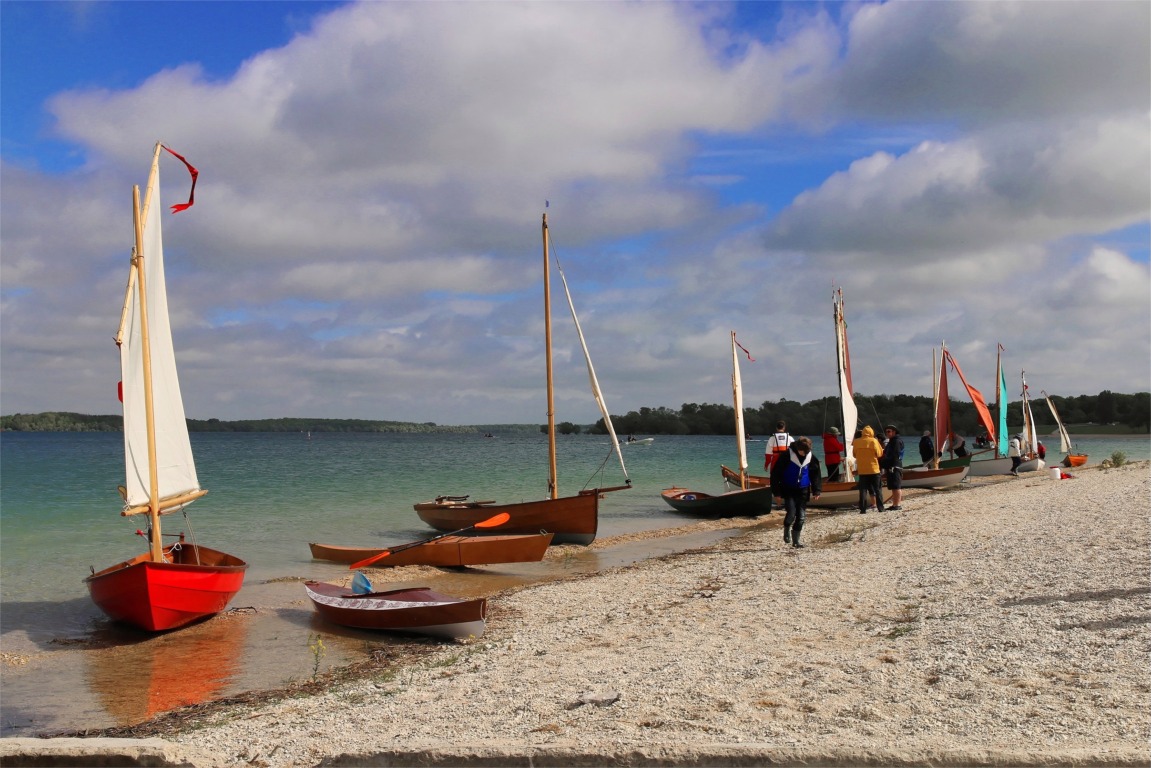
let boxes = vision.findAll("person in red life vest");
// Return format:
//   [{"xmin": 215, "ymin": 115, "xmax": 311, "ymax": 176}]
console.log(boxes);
[
  {"xmin": 770, "ymin": 436, "xmax": 822, "ymax": 548},
  {"xmin": 822, "ymin": 426, "xmax": 845, "ymax": 481},
  {"xmin": 853, "ymin": 425, "xmax": 885, "ymax": 514},
  {"xmin": 764, "ymin": 420, "xmax": 794, "ymax": 471}
]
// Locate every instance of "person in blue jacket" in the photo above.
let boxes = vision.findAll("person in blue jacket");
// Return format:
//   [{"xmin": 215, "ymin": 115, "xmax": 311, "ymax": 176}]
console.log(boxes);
[{"xmin": 770, "ymin": 436, "xmax": 822, "ymax": 549}]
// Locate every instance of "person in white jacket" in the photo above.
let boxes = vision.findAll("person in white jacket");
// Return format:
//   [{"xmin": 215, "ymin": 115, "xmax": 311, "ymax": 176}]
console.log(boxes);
[{"xmin": 1008, "ymin": 434, "xmax": 1023, "ymax": 476}]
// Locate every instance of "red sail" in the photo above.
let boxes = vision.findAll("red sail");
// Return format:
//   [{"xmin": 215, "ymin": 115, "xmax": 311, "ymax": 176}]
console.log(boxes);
[{"xmin": 944, "ymin": 349, "xmax": 996, "ymax": 442}]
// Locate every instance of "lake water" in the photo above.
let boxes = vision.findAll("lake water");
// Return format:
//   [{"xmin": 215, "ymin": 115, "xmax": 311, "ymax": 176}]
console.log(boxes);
[{"xmin": 1, "ymin": 429, "xmax": 1147, "ymax": 736}]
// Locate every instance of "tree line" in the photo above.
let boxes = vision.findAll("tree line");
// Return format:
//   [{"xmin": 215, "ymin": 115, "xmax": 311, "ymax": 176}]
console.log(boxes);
[
  {"xmin": 4, "ymin": 390, "xmax": 1147, "ymax": 435},
  {"xmin": 590, "ymin": 391, "xmax": 1150, "ymax": 436},
  {"xmin": 0, "ymin": 413, "xmax": 475, "ymax": 433}
]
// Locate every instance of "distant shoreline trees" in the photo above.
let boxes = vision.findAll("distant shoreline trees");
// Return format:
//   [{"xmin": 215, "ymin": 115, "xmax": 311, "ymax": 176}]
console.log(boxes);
[
  {"xmin": 590, "ymin": 391, "xmax": 1150, "ymax": 436},
  {"xmin": 2, "ymin": 391, "xmax": 1147, "ymax": 434}
]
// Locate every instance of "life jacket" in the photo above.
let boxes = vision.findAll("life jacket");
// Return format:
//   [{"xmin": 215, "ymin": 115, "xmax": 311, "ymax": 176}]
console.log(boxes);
[
  {"xmin": 782, "ymin": 449, "xmax": 812, "ymax": 490},
  {"xmin": 770, "ymin": 432, "xmax": 791, "ymax": 455}
]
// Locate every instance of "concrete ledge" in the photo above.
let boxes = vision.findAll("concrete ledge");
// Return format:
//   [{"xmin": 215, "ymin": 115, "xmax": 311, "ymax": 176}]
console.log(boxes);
[
  {"xmin": 0, "ymin": 738, "xmax": 221, "ymax": 768},
  {"xmin": 316, "ymin": 745, "xmax": 1151, "ymax": 767},
  {"xmin": 3, "ymin": 740, "xmax": 1145, "ymax": 768}
]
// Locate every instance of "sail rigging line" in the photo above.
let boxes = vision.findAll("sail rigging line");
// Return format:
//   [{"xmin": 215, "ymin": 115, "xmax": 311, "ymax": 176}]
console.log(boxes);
[{"xmin": 547, "ymin": 228, "xmax": 630, "ymax": 485}]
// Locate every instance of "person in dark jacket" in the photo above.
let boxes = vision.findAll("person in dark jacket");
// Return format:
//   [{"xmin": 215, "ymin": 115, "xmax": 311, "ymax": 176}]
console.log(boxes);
[
  {"xmin": 881, "ymin": 424, "xmax": 904, "ymax": 511},
  {"xmin": 918, "ymin": 431, "xmax": 934, "ymax": 465},
  {"xmin": 770, "ymin": 437, "xmax": 822, "ymax": 548}
]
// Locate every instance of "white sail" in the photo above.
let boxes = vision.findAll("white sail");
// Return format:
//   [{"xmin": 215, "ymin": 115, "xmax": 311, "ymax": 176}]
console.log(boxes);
[
  {"xmin": 731, "ymin": 331, "xmax": 748, "ymax": 487},
  {"xmin": 1042, "ymin": 390, "xmax": 1072, "ymax": 454},
  {"xmin": 1021, "ymin": 370, "xmax": 1039, "ymax": 456},
  {"xmin": 552, "ymin": 244, "xmax": 629, "ymax": 481},
  {"xmin": 119, "ymin": 147, "xmax": 200, "ymax": 513},
  {"xmin": 834, "ymin": 289, "xmax": 858, "ymax": 470}
]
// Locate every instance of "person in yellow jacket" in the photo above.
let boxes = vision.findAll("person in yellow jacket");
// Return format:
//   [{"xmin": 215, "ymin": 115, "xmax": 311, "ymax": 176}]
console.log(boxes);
[{"xmin": 852, "ymin": 425, "xmax": 885, "ymax": 514}]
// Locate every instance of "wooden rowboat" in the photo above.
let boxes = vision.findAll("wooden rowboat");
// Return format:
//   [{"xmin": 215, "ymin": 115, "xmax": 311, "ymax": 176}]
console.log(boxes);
[
  {"xmin": 308, "ymin": 533, "xmax": 553, "ymax": 566},
  {"xmin": 414, "ymin": 491, "xmax": 623, "ymax": 546},
  {"xmin": 660, "ymin": 485, "xmax": 774, "ymax": 517},
  {"xmin": 899, "ymin": 465, "xmax": 969, "ymax": 489},
  {"xmin": 304, "ymin": 581, "xmax": 486, "ymax": 640},
  {"xmin": 1062, "ymin": 453, "xmax": 1088, "ymax": 467}
]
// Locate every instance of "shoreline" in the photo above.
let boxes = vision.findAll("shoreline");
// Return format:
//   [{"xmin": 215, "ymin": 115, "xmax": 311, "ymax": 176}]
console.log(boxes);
[{"xmin": 5, "ymin": 461, "xmax": 1149, "ymax": 767}]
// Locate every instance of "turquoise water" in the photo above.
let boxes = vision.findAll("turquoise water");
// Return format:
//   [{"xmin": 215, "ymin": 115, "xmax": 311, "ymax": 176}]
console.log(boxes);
[
  {"xmin": 3, "ymin": 430, "xmax": 1147, "ymax": 607},
  {"xmin": 0, "ymin": 429, "xmax": 1147, "ymax": 736}
]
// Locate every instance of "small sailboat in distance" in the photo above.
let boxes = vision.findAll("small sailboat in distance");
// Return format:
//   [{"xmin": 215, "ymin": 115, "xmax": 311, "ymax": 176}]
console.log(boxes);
[{"xmin": 85, "ymin": 143, "xmax": 247, "ymax": 632}]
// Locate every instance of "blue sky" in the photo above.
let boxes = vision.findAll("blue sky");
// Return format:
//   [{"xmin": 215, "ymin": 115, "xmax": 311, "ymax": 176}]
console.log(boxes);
[{"xmin": 2, "ymin": 1, "xmax": 1148, "ymax": 425}]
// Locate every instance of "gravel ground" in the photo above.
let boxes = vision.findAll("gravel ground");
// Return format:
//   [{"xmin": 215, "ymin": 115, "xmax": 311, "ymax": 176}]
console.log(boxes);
[{"xmin": 85, "ymin": 462, "xmax": 1151, "ymax": 765}]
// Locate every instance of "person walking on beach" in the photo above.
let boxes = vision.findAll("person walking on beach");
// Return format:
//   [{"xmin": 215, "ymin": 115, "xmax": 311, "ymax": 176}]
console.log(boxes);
[
  {"xmin": 881, "ymin": 424, "xmax": 904, "ymax": 511},
  {"xmin": 1008, "ymin": 433, "xmax": 1023, "ymax": 476},
  {"xmin": 853, "ymin": 425, "xmax": 884, "ymax": 514},
  {"xmin": 822, "ymin": 426, "xmax": 845, "ymax": 481},
  {"xmin": 764, "ymin": 420, "xmax": 793, "ymax": 471},
  {"xmin": 919, "ymin": 430, "xmax": 934, "ymax": 466},
  {"xmin": 770, "ymin": 436, "xmax": 822, "ymax": 548}
]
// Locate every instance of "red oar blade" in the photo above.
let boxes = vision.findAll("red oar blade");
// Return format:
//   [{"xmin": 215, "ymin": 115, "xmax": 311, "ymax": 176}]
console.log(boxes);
[
  {"xmin": 476, "ymin": 512, "xmax": 510, "ymax": 528},
  {"xmin": 349, "ymin": 548, "xmax": 395, "ymax": 570}
]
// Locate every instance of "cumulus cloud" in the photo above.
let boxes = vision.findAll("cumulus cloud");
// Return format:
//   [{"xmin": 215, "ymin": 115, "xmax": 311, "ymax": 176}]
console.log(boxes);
[{"xmin": 2, "ymin": 0, "xmax": 1147, "ymax": 423}]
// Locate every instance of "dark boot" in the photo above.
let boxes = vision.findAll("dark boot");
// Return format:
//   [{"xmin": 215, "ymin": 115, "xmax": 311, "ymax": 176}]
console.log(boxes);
[
  {"xmin": 783, "ymin": 526, "xmax": 791, "ymax": 544},
  {"xmin": 792, "ymin": 526, "xmax": 805, "ymax": 548}
]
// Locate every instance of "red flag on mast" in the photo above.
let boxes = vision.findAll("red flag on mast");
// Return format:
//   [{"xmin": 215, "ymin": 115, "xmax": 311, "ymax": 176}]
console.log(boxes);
[{"xmin": 161, "ymin": 145, "xmax": 198, "ymax": 213}]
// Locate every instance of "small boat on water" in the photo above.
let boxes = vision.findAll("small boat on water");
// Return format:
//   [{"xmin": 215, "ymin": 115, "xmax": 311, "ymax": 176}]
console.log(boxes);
[
  {"xmin": 304, "ymin": 579, "xmax": 486, "ymax": 640},
  {"xmin": 86, "ymin": 143, "xmax": 246, "ymax": 632},
  {"xmin": 660, "ymin": 486, "xmax": 775, "ymax": 517},
  {"xmin": 624, "ymin": 437, "xmax": 655, "ymax": 446},
  {"xmin": 308, "ymin": 532, "xmax": 553, "ymax": 566}
]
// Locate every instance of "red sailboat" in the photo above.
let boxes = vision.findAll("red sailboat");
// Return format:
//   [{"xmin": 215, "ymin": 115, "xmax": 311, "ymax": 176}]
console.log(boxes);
[{"xmin": 85, "ymin": 143, "xmax": 246, "ymax": 632}]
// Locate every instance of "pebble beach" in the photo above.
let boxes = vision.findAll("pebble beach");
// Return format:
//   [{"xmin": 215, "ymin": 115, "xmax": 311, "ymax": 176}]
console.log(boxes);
[{"xmin": 7, "ymin": 461, "xmax": 1150, "ymax": 767}]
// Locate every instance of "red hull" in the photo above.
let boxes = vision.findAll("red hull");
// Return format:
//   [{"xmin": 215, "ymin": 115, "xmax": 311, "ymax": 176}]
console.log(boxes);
[
  {"xmin": 1063, "ymin": 454, "xmax": 1088, "ymax": 467},
  {"xmin": 86, "ymin": 544, "xmax": 247, "ymax": 632},
  {"xmin": 415, "ymin": 492, "xmax": 599, "ymax": 545}
]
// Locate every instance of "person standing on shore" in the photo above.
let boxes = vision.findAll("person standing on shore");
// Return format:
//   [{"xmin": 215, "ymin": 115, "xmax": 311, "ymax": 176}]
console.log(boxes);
[
  {"xmin": 770, "ymin": 436, "xmax": 822, "ymax": 548},
  {"xmin": 881, "ymin": 425, "xmax": 904, "ymax": 511},
  {"xmin": 822, "ymin": 426, "xmax": 845, "ymax": 481},
  {"xmin": 853, "ymin": 425, "xmax": 884, "ymax": 514},
  {"xmin": 764, "ymin": 420, "xmax": 793, "ymax": 471},
  {"xmin": 1008, "ymin": 433, "xmax": 1023, "ymax": 476}
]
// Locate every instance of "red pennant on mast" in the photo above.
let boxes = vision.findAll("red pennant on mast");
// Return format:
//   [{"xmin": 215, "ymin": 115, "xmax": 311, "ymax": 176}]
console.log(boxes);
[
  {"xmin": 733, "ymin": 336, "xmax": 755, "ymax": 362},
  {"xmin": 161, "ymin": 144, "xmax": 198, "ymax": 213}
]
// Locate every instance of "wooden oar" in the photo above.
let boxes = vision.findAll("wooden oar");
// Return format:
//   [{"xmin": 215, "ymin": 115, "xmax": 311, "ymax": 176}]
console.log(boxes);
[{"xmin": 348, "ymin": 512, "xmax": 511, "ymax": 570}]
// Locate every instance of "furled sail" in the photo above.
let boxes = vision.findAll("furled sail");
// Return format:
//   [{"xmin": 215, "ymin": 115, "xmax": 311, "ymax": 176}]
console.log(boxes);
[
  {"xmin": 996, "ymin": 346, "xmax": 1009, "ymax": 457},
  {"xmin": 833, "ymin": 289, "xmax": 857, "ymax": 469},
  {"xmin": 553, "ymin": 252, "xmax": 629, "ymax": 482},
  {"xmin": 935, "ymin": 345, "xmax": 952, "ymax": 459},
  {"xmin": 1020, "ymin": 370, "xmax": 1039, "ymax": 456},
  {"xmin": 117, "ymin": 148, "xmax": 201, "ymax": 515},
  {"xmin": 731, "ymin": 331, "xmax": 749, "ymax": 488}
]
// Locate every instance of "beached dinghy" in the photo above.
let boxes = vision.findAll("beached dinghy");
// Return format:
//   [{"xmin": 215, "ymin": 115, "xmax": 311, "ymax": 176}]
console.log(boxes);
[
  {"xmin": 660, "ymin": 486, "xmax": 775, "ymax": 517},
  {"xmin": 309, "ymin": 532, "xmax": 553, "ymax": 566},
  {"xmin": 304, "ymin": 576, "xmax": 486, "ymax": 640},
  {"xmin": 86, "ymin": 143, "xmax": 246, "ymax": 632}
]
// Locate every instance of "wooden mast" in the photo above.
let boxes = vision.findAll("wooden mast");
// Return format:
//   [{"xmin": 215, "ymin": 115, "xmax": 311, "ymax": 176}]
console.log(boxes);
[
  {"xmin": 135, "ymin": 142, "xmax": 165, "ymax": 562},
  {"xmin": 542, "ymin": 214, "xmax": 558, "ymax": 499}
]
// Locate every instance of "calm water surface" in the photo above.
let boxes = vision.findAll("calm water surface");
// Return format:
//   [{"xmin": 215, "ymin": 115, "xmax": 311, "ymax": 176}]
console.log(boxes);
[{"xmin": 1, "ymin": 429, "xmax": 1147, "ymax": 736}]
